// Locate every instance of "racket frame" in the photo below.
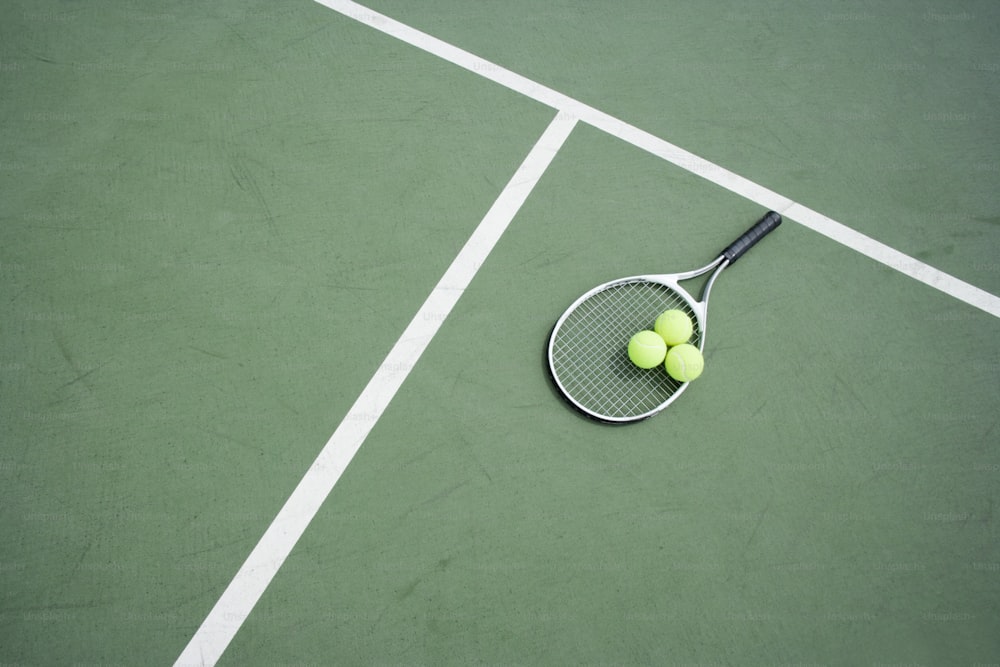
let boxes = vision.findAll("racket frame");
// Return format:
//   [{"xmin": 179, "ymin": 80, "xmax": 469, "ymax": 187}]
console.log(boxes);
[
  {"xmin": 546, "ymin": 209, "xmax": 781, "ymax": 423},
  {"xmin": 546, "ymin": 255, "xmax": 729, "ymax": 423}
]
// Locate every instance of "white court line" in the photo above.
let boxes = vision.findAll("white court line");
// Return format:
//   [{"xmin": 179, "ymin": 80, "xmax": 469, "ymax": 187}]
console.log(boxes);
[
  {"xmin": 177, "ymin": 4, "xmax": 998, "ymax": 664},
  {"xmin": 315, "ymin": 0, "xmax": 1000, "ymax": 319},
  {"xmin": 173, "ymin": 111, "xmax": 578, "ymax": 666}
]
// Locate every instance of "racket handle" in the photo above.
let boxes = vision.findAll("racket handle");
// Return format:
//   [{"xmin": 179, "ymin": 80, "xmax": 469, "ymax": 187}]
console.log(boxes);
[{"xmin": 722, "ymin": 211, "xmax": 782, "ymax": 263}]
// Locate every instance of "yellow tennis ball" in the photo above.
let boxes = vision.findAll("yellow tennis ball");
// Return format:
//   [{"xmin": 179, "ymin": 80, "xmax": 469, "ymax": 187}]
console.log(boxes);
[
  {"xmin": 664, "ymin": 343, "xmax": 704, "ymax": 382},
  {"xmin": 627, "ymin": 330, "xmax": 667, "ymax": 369},
  {"xmin": 654, "ymin": 309, "xmax": 693, "ymax": 346}
]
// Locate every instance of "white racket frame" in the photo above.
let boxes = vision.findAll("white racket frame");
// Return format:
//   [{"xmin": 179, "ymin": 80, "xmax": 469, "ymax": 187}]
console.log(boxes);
[{"xmin": 546, "ymin": 255, "xmax": 730, "ymax": 422}]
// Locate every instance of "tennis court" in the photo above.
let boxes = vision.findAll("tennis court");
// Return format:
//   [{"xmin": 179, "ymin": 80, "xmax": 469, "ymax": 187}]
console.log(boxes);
[{"xmin": 1, "ymin": 1, "xmax": 998, "ymax": 665}]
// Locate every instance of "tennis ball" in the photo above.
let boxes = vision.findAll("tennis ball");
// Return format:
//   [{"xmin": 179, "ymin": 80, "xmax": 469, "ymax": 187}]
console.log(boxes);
[
  {"xmin": 654, "ymin": 309, "xmax": 693, "ymax": 346},
  {"xmin": 664, "ymin": 343, "xmax": 704, "ymax": 382},
  {"xmin": 627, "ymin": 330, "xmax": 667, "ymax": 369}
]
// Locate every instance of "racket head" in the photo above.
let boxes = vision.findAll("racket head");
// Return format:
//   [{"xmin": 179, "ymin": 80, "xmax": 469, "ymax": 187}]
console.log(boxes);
[{"xmin": 546, "ymin": 275, "xmax": 707, "ymax": 423}]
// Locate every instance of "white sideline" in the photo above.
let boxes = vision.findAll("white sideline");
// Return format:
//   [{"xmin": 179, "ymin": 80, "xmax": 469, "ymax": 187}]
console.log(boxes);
[{"xmin": 173, "ymin": 112, "xmax": 578, "ymax": 666}]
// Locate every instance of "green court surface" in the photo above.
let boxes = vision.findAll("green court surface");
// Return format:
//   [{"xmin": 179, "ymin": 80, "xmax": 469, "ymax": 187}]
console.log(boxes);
[{"xmin": 1, "ymin": 1, "xmax": 998, "ymax": 665}]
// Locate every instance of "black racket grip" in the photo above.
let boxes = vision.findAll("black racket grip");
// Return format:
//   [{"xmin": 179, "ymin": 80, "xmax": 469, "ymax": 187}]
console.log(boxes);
[{"xmin": 721, "ymin": 211, "xmax": 782, "ymax": 263}]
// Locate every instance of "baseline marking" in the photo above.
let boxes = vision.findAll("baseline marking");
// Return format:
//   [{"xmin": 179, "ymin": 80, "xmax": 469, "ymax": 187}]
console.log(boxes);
[
  {"xmin": 173, "ymin": 111, "xmax": 578, "ymax": 666},
  {"xmin": 315, "ymin": 0, "xmax": 1000, "ymax": 319}
]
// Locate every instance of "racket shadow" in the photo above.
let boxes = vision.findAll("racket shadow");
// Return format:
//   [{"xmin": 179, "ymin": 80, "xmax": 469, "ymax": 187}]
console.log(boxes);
[{"xmin": 541, "ymin": 322, "xmax": 650, "ymax": 425}]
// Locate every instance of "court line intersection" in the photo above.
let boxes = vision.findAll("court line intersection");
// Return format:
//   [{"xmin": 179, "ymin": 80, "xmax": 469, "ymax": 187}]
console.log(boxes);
[{"xmin": 317, "ymin": 0, "xmax": 1000, "ymax": 320}]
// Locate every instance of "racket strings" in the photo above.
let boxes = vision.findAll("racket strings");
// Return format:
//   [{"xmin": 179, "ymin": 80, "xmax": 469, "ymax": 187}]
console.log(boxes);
[{"xmin": 549, "ymin": 280, "xmax": 701, "ymax": 420}]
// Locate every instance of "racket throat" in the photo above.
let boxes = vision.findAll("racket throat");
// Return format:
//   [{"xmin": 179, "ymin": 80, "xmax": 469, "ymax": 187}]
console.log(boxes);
[
  {"xmin": 672, "ymin": 257, "xmax": 727, "ymax": 350},
  {"xmin": 673, "ymin": 256, "xmax": 727, "ymax": 302},
  {"xmin": 698, "ymin": 258, "xmax": 729, "ymax": 304}
]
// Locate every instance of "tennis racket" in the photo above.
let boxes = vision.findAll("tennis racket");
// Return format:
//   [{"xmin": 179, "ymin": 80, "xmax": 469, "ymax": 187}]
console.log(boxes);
[{"xmin": 546, "ymin": 210, "xmax": 782, "ymax": 423}]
